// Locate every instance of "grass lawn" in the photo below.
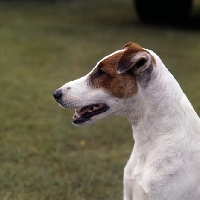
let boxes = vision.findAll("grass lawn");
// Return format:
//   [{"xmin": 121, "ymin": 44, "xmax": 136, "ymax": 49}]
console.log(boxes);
[{"xmin": 0, "ymin": 0, "xmax": 200, "ymax": 199}]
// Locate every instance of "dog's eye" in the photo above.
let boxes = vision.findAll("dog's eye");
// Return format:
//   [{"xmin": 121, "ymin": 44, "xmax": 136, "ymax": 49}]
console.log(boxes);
[{"xmin": 95, "ymin": 68, "xmax": 106, "ymax": 77}]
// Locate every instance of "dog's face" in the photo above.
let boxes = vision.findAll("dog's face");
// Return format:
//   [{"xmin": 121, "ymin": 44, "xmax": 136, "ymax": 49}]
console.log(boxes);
[{"xmin": 53, "ymin": 42, "xmax": 156, "ymax": 125}]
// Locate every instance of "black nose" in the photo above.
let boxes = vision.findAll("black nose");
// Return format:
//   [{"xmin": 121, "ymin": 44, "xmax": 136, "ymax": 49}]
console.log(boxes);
[{"xmin": 53, "ymin": 89, "xmax": 62, "ymax": 100}]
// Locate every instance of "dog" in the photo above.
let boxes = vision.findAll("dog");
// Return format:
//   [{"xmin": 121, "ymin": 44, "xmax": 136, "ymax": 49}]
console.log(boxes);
[{"xmin": 53, "ymin": 42, "xmax": 200, "ymax": 200}]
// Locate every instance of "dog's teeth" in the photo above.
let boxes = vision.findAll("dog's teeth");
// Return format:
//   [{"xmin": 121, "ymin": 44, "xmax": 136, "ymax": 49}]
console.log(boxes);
[
  {"xmin": 76, "ymin": 113, "xmax": 81, "ymax": 118},
  {"xmin": 93, "ymin": 107, "xmax": 98, "ymax": 111},
  {"xmin": 73, "ymin": 110, "xmax": 81, "ymax": 119},
  {"xmin": 93, "ymin": 105, "xmax": 99, "ymax": 111},
  {"xmin": 72, "ymin": 114, "xmax": 77, "ymax": 119},
  {"xmin": 89, "ymin": 107, "xmax": 94, "ymax": 112},
  {"xmin": 88, "ymin": 105, "xmax": 99, "ymax": 112}
]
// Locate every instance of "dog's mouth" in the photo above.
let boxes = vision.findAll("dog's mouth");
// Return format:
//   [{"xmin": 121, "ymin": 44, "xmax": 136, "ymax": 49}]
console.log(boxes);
[{"xmin": 72, "ymin": 103, "xmax": 109, "ymax": 124}]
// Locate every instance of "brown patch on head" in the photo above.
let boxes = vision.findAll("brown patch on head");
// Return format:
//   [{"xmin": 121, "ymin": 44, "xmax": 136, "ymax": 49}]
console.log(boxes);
[
  {"xmin": 90, "ymin": 50, "xmax": 138, "ymax": 98},
  {"xmin": 90, "ymin": 42, "xmax": 155, "ymax": 98}
]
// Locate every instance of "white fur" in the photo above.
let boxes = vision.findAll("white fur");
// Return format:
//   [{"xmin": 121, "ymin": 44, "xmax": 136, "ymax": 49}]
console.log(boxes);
[{"xmin": 56, "ymin": 49, "xmax": 200, "ymax": 199}]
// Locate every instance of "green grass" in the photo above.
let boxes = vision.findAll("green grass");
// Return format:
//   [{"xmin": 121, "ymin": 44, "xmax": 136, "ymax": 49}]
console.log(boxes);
[{"xmin": 0, "ymin": 0, "xmax": 200, "ymax": 199}]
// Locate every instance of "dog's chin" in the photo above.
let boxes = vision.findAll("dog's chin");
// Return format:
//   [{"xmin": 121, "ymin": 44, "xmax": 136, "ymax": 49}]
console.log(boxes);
[{"xmin": 72, "ymin": 103, "xmax": 109, "ymax": 126}]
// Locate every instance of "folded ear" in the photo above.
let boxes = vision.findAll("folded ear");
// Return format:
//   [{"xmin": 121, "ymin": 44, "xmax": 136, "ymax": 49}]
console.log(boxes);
[{"xmin": 117, "ymin": 43, "xmax": 152, "ymax": 75}]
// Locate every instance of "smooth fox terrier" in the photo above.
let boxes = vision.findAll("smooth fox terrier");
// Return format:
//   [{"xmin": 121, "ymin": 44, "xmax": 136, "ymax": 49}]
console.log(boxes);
[{"xmin": 53, "ymin": 42, "xmax": 200, "ymax": 200}]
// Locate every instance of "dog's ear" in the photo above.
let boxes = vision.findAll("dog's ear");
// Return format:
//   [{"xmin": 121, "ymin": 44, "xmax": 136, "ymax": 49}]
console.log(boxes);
[
  {"xmin": 121, "ymin": 42, "xmax": 136, "ymax": 50},
  {"xmin": 117, "ymin": 43, "xmax": 152, "ymax": 75}
]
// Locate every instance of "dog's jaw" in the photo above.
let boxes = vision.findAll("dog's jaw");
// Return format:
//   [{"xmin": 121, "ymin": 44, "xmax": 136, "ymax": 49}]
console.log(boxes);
[{"xmin": 55, "ymin": 75, "xmax": 118, "ymax": 125}]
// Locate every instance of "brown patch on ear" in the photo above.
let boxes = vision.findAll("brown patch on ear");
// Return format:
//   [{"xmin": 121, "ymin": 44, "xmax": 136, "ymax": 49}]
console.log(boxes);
[
  {"xmin": 90, "ymin": 51, "xmax": 138, "ymax": 98},
  {"xmin": 117, "ymin": 42, "xmax": 156, "ymax": 74},
  {"xmin": 121, "ymin": 42, "xmax": 156, "ymax": 65},
  {"xmin": 118, "ymin": 42, "xmax": 146, "ymax": 73},
  {"xmin": 121, "ymin": 42, "xmax": 143, "ymax": 51}
]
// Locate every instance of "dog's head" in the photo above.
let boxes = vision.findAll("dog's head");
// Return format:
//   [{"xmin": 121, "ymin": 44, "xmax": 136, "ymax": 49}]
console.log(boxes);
[{"xmin": 53, "ymin": 42, "xmax": 157, "ymax": 125}]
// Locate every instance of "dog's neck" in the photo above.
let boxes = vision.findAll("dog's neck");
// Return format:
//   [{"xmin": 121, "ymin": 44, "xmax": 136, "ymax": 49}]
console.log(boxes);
[{"xmin": 120, "ymin": 61, "xmax": 200, "ymax": 158}]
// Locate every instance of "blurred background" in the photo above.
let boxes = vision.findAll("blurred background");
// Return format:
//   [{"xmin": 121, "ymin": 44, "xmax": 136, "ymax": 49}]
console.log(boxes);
[{"xmin": 1, "ymin": 0, "xmax": 200, "ymax": 199}]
